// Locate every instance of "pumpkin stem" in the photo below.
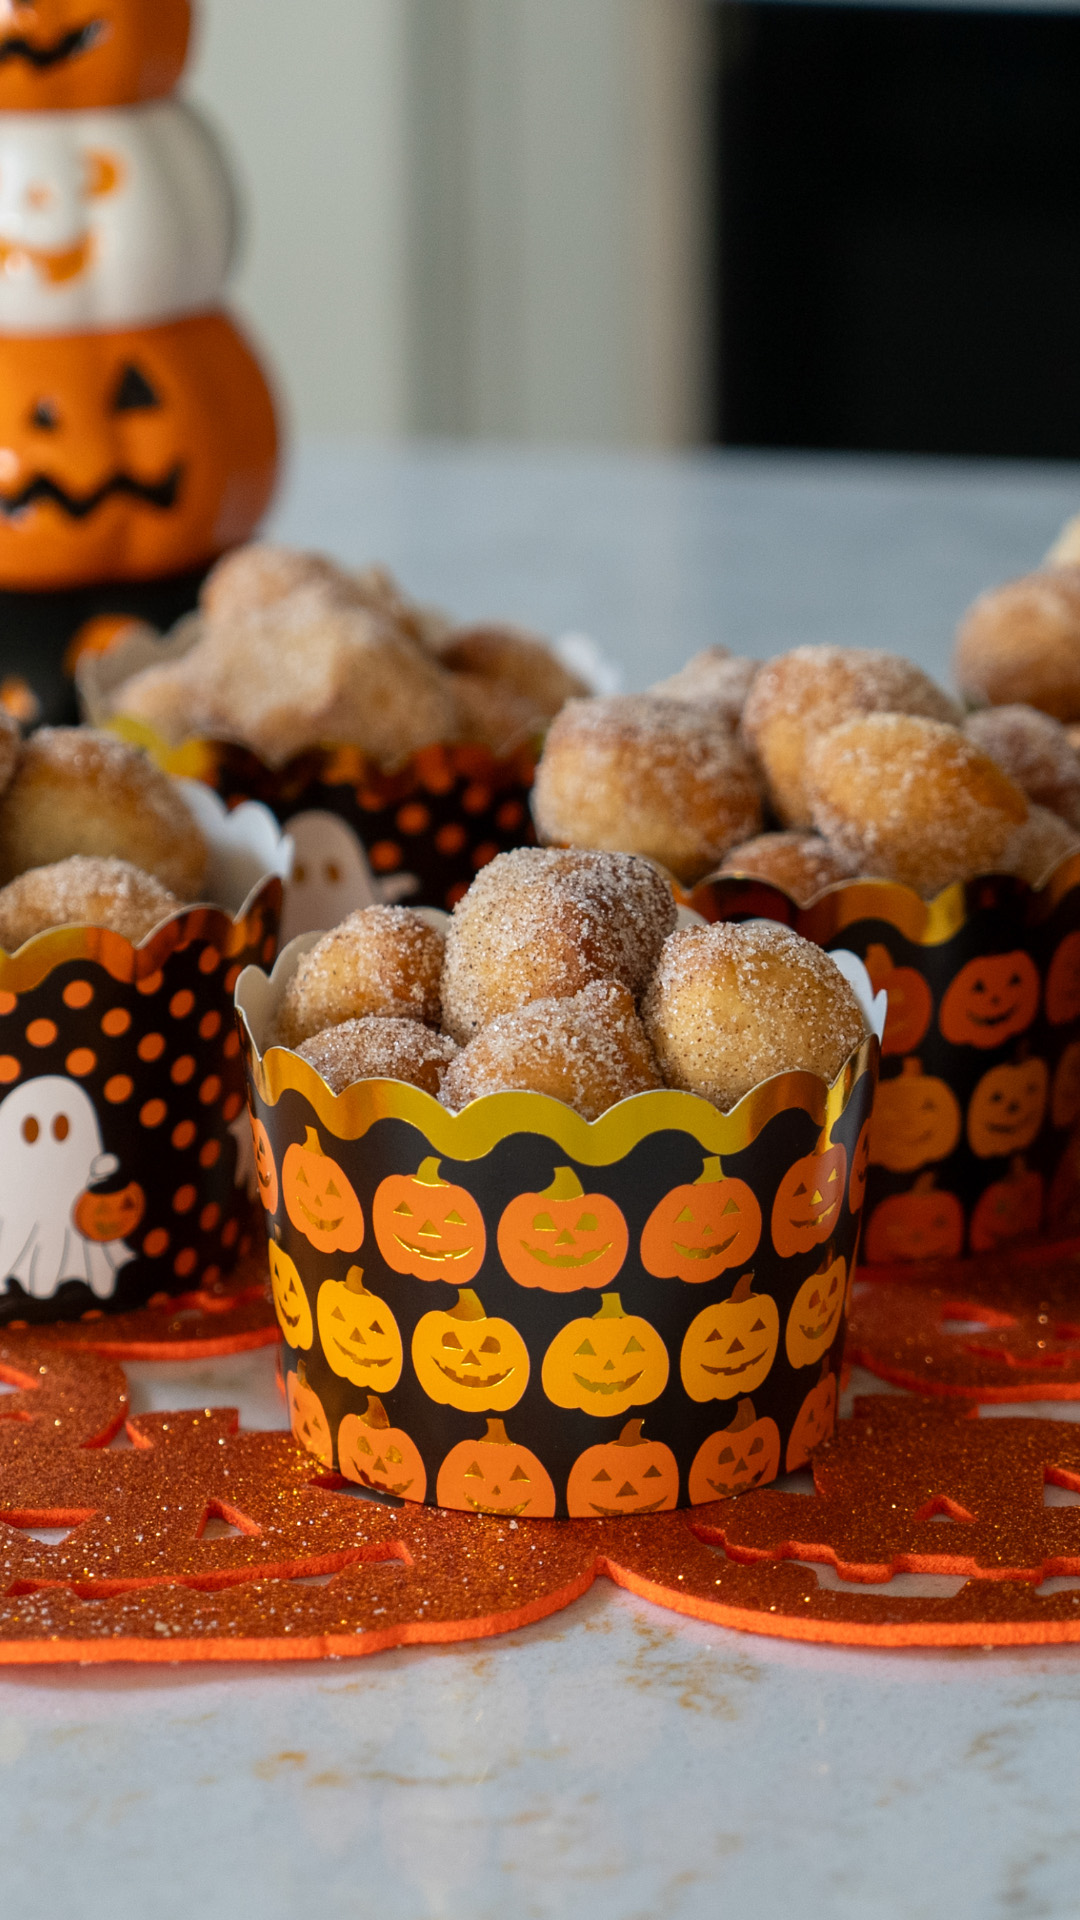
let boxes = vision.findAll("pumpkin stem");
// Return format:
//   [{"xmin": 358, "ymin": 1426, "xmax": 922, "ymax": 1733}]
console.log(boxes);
[
  {"xmin": 302, "ymin": 1126, "xmax": 323, "ymax": 1155},
  {"xmin": 695, "ymin": 1156, "xmax": 723, "ymax": 1186},
  {"xmin": 345, "ymin": 1265, "xmax": 367, "ymax": 1294},
  {"xmin": 901, "ymin": 1059, "xmax": 921, "ymax": 1077},
  {"xmin": 484, "ymin": 1418, "xmax": 511, "ymax": 1444},
  {"xmin": 451, "ymin": 1288, "xmax": 487, "ymax": 1322},
  {"xmin": 727, "ymin": 1398, "xmax": 757, "ymax": 1432},
  {"xmin": 295, "ymin": 1360, "xmax": 307, "ymax": 1385},
  {"xmin": 595, "ymin": 1292, "xmax": 625, "ymax": 1320},
  {"xmin": 728, "ymin": 1270, "xmax": 755, "ymax": 1303},
  {"xmin": 363, "ymin": 1395, "xmax": 390, "ymax": 1429},
  {"xmin": 617, "ymin": 1419, "xmax": 645, "ymax": 1445},
  {"xmin": 414, "ymin": 1157, "xmax": 447, "ymax": 1187},
  {"xmin": 543, "ymin": 1166, "xmax": 585, "ymax": 1202}
]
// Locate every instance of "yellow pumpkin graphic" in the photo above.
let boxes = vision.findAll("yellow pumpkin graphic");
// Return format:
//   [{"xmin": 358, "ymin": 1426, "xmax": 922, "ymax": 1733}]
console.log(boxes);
[
  {"xmin": 412, "ymin": 1288, "xmax": 529, "ymax": 1412},
  {"xmin": 541, "ymin": 1292, "xmax": 668, "ymax": 1417},
  {"xmin": 317, "ymin": 1267, "xmax": 403, "ymax": 1391},
  {"xmin": 680, "ymin": 1271, "xmax": 779, "ymax": 1402},
  {"xmin": 784, "ymin": 1249, "xmax": 846, "ymax": 1368},
  {"xmin": 269, "ymin": 1242, "xmax": 312, "ymax": 1351}
]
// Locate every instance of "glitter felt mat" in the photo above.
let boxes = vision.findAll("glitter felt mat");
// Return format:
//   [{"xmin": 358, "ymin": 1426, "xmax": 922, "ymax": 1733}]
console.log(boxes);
[{"xmin": 18, "ymin": 1252, "xmax": 277, "ymax": 1362}]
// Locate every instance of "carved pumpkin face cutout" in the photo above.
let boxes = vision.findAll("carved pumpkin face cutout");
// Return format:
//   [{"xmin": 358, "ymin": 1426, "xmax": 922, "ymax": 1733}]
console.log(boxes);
[
  {"xmin": 0, "ymin": 0, "xmax": 191, "ymax": 109},
  {"xmin": 373, "ymin": 1156, "xmax": 485, "ymax": 1283},
  {"xmin": 72, "ymin": 1177, "xmax": 143, "ymax": 1243},
  {"xmin": 939, "ymin": 951, "xmax": 1040, "ymax": 1050},
  {"xmin": 639, "ymin": 1155, "xmax": 761, "ymax": 1284},
  {"xmin": 864, "ymin": 1174, "xmax": 965, "ymax": 1264},
  {"xmin": 771, "ymin": 1134, "xmax": 847, "ymax": 1256},
  {"xmin": 317, "ymin": 1268, "xmax": 402, "ymax": 1391},
  {"xmin": 269, "ymin": 1243, "xmax": 312, "ymax": 1351},
  {"xmin": 412, "ymin": 1288, "xmax": 529, "ymax": 1412},
  {"xmin": 969, "ymin": 1159, "xmax": 1044, "ymax": 1253},
  {"xmin": 250, "ymin": 1116, "xmax": 278, "ymax": 1215},
  {"xmin": 680, "ymin": 1272, "xmax": 780, "ymax": 1402},
  {"xmin": 967, "ymin": 1059, "xmax": 1048, "ymax": 1159},
  {"xmin": 436, "ymin": 1419, "xmax": 556, "ymax": 1518},
  {"xmin": 688, "ymin": 1398, "xmax": 781, "ymax": 1504},
  {"xmin": 785, "ymin": 1250, "xmax": 846, "ymax": 1368},
  {"xmin": 785, "ymin": 1369, "xmax": 837, "ymax": 1471},
  {"xmin": 865, "ymin": 942, "xmax": 932, "ymax": 1057},
  {"xmin": 287, "ymin": 1364, "xmax": 333, "ymax": 1469},
  {"xmin": 542, "ymin": 1292, "xmax": 669, "ymax": 1417},
  {"xmin": 869, "ymin": 1060, "xmax": 961, "ymax": 1173},
  {"xmin": 338, "ymin": 1396, "xmax": 426, "ymax": 1503},
  {"xmin": 566, "ymin": 1419, "xmax": 679, "ymax": 1517},
  {"xmin": 497, "ymin": 1165, "xmax": 628, "ymax": 1292},
  {"xmin": 282, "ymin": 1127, "xmax": 364, "ymax": 1256},
  {"xmin": 0, "ymin": 314, "xmax": 277, "ymax": 590},
  {"xmin": 1052, "ymin": 1042, "xmax": 1080, "ymax": 1132},
  {"xmin": 1047, "ymin": 932, "xmax": 1080, "ymax": 1027}
]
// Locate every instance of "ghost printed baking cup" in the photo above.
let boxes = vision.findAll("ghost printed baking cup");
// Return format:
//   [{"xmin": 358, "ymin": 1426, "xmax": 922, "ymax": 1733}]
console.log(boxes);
[
  {"xmin": 690, "ymin": 857, "xmax": 1080, "ymax": 1265},
  {"xmin": 236, "ymin": 941, "xmax": 883, "ymax": 1519},
  {"xmin": 0, "ymin": 783, "xmax": 290, "ymax": 1325},
  {"xmin": 79, "ymin": 623, "xmax": 539, "ymax": 931}
]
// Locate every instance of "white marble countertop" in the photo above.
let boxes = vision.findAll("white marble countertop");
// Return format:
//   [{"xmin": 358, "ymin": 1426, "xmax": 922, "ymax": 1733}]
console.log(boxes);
[{"xmin": 5, "ymin": 438, "xmax": 1080, "ymax": 1920}]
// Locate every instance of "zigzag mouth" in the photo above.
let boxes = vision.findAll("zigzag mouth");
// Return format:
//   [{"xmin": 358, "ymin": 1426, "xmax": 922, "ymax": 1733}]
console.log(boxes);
[
  {"xmin": 0, "ymin": 466, "xmax": 183, "ymax": 521},
  {"xmin": 0, "ymin": 21, "xmax": 104, "ymax": 69}
]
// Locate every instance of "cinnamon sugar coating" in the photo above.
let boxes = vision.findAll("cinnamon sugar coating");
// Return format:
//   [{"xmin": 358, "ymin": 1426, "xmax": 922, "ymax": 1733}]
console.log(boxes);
[
  {"xmin": 954, "ymin": 569, "xmax": 1080, "ymax": 721},
  {"xmin": 441, "ymin": 980, "xmax": 661, "ymax": 1118},
  {"xmin": 805, "ymin": 713, "xmax": 1028, "ymax": 896},
  {"xmin": 741, "ymin": 646, "xmax": 961, "ymax": 828},
  {"xmin": 643, "ymin": 921, "xmax": 866, "ymax": 1111},
  {"xmin": 532, "ymin": 694, "xmax": 763, "ymax": 885},
  {"xmin": 999, "ymin": 805, "xmax": 1080, "ymax": 887},
  {"xmin": 439, "ymin": 625, "xmax": 589, "ymax": 721},
  {"xmin": 440, "ymin": 846, "xmax": 677, "ymax": 1044},
  {"xmin": 651, "ymin": 649, "xmax": 760, "ymax": 728},
  {"xmin": 450, "ymin": 673, "xmax": 544, "ymax": 754},
  {"xmin": 718, "ymin": 830, "xmax": 859, "ymax": 902},
  {"xmin": 199, "ymin": 543, "xmax": 343, "ymax": 622},
  {"xmin": 276, "ymin": 907, "xmax": 445, "ymax": 1048},
  {"xmin": 297, "ymin": 1016, "xmax": 458, "ymax": 1096},
  {"xmin": 0, "ymin": 855, "xmax": 180, "ymax": 949},
  {"xmin": 964, "ymin": 704, "xmax": 1080, "ymax": 831}
]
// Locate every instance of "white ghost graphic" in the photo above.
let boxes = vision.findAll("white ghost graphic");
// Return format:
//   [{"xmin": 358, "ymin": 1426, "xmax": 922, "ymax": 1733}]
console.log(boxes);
[
  {"xmin": 280, "ymin": 810, "xmax": 419, "ymax": 944},
  {"xmin": 0, "ymin": 1077, "xmax": 136, "ymax": 1301}
]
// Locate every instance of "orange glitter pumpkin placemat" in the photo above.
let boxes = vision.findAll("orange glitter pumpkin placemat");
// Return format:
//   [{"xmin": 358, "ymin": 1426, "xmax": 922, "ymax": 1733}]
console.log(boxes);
[
  {"xmin": 6, "ymin": 1334, "xmax": 1080, "ymax": 1655},
  {"xmin": 20, "ymin": 1251, "xmax": 277, "ymax": 1362}
]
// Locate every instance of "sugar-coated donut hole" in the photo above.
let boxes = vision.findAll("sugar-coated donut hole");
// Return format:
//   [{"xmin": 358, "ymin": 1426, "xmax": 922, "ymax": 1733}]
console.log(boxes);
[
  {"xmin": 999, "ymin": 805, "xmax": 1080, "ymax": 887},
  {"xmin": 964, "ymin": 704, "xmax": 1080, "ymax": 831},
  {"xmin": 0, "ymin": 855, "xmax": 180, "ymax": 950},
  {"xmin": 276, "ymin": 906, "xmax": 445, "ymax": 1048},
  {"xmin": 650, "ymin": 649, "xmax": 760, "ymax": 729},
  {"xmin": 954, "ymin": 569, "xmax": 1080, "ymax": 721},
  {"xmin": 438, "ymin": 624, "xmax": 590, "ymax": 721},
  {"xmin": 440, "ymin": 979, "xmax": 662, "ymax": 1119},
  {"xmin": 297, "ymin": 1016, "xmax": 458, "ymax": 1096},
  {"xmin": 718, "ymin": 831, "xmax": 859, "ymax": 903}
]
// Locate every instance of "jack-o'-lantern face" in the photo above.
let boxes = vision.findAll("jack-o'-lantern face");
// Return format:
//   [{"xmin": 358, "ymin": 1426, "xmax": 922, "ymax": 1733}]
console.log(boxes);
[
  {"xmin": 869, "ymin": 1060, "xmax": 961, "ymax": 1173},
  {"xmin": 0, "ymin": 314, "xmax": 277, "ymax": 590},
  {"xmin": 680, "ymin": 1271, "xmax": 780, "ymax": 1402},
  {"xmin": 688, "ymin": 1398, "xmax": 782, "ymax": 1503},
  {"xmin": 1047, "ymin": 932, "xmax": 1080, "ymax": 1027},
  {"xmin": 269, "ymin": 1243, "xmax": 312, "ymax": 1351},
  {"xmin": 373, "ymin": 1157, "xmax": 485, "ymax": 1283},
  {"xmin": 967, "ymin": 1059, "xmax": 1049, "ymax": 1159},
  {"xmin": 412, "ymin": 1288, "xmax": 529, "ymax": 1412},
  {"xmin": 250, "ymin": 1116, "xmax": 278, "ymax": 1215},
  {"xmin": 939, "ymin": 952, "xmax": 1040, "ymax": 1050},
  {"xmin": 566, "ymin": 1419, "xmax": 680, "ymax": 1517},
  {"xmin": 338, "ymin": 1396, "xmax": 427, "ymax": 1503},
  {"xmin": 497, "ymin": 1165, "xmax": 628, "ymax": 1291},
  {"xmin": 771, "ymin": 1133, "xmax": 847, "ymax": 1256},
  {"xmin": 864, "ymin": 1174, "xmax": 965, "ymax": 1264},
  {"xmin": 969, "ymin": 1157, "xmax": 1044, "ymax": 1252},
  {"xmin": 436, "ymin": 1419, "xmax": 556, "ymax": 1518},
  {"xmin": 287, "ymin": 1363, "xmax": 333, "ymax": 1468},
  {"xmin": 865, "ymin": 942, "xmax": 933, "ymax": 1056},
  {"xmin": 639, "ymin": 1155, "xmax": 761, "ymax": 1284},
  {"xmin": 317, "ymin": 1268, "xmax": 402, "ymax": 1391},
  {"xmin": 72, "ymin": 1176, "xmax": 143, "ymax": 1242},
  {"xmin": 785, "ymin": 1369, "xmax": 837, "ymax": 1471},
  {"xmin": 0, "ymin": 0, "xmax": 191, "ymax": 110},
  {"xmin": 282, "ymin": 1127, "xmax": 364, "ymax": 1256},
  {"xmin": 785, "ymin": 1250, "xmax": 846, "ymax": 1367},
  {"xmin": 542, "ymin": 1292, "xmax": 669, "ymax": 1417}
]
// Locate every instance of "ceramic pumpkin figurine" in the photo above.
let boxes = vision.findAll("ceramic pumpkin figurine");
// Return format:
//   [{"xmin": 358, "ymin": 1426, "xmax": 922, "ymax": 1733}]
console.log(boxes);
[
  {"xmin": 541, "ymin": 1292, "xmax": 668, "ymax": 1417},
  {"xmin": 939, "ymin": 951, "xmax": 1039, "ymax": 1050},
  {"xmin": 785, "ymin": 1247, "xmax": 846, "ymax": 1368},
  {"xmin": 969, "ymin": 1157, "xmax": 1044, "ymax": 1253},
  {"xmin": 864, "ymin": 942, "xmax": 932, "ymax": 1057},
  {"xmin": 967, "ymin": 1058, "xmax": 1048, "ymax": 1159},
  {"xmin": 639, "ymin": 1155, "xmax": 760, "ymax": 1284},
  {"xmin": 282, "ymin": 1126, "xmax": 364, "ymax": 1255},
  {"xmin": 688, "ymin": 1398, "xmax": 781, "ymax": 1504},
  {"xmin": 869, "ymin": 1059, "xmax": 961, "ymax": 1173},
  {"xmin": 497, "ymin": 1165, "xmax": 627, "ymax": 1291},
  {"xmin": 316, "ymin": 1267, "xmax": 403, "ymax": 1391},
  {"xmin": 848, "ymin": 1118, "xmax": 871, "ymax": 1215},
  {"xmin": 249, "ymin": 1116, "xmax": 278, "ymax": 1215},
  {"xmin": 771, "ymin": 1130, "xmax": 847, "ymax": 1257},
  {"xmin": 412, "ymin": 1287, "xmax": 529, "ymax": 1412},
  {"xmin": 680, "ymin": 1270, "xmax": 780, "ymax": 1403},
  {"xmin": 372, "ymin": 1156, "xmax": 485, "ymax": 1283},
  {"xmin": 785, "ymin": 1364, "xmax": 837, "ymax": 1471},
  {"xmin": 72, "ymin": 1177, "xmax": 144, "ymax": 1242},
  {"xmin": 337, "ymin": 1396, "xmax": 427, "ymax": 1503},
  {"xmin": 287, "ymin": 1361, "xmax": 333, "ymax": 1468},
  {"xmin": 0, "ymin": 0, "xmax": 191, "ymax": 111},
  {"xmin": 269, "ymin": 1242, "xmax": 312, "ymax": 1350},
  {"xmin": 863, "ymin": 1173, "xmax": 965, "ymax": 1264},
  {"xmin": 565, "ymin": 1419, "xmax": 679, "ymax": 1517},
  {"xmin": 0, "ymin": 312, "xmax": 277, "ymax": 590},
  {"xmin": 436, "ymin": 1419, "xmax": 556, "ymax": 1518}
]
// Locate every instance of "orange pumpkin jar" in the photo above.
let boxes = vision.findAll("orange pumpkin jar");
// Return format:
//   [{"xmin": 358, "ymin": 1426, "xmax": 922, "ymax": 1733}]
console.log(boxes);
[{"xmin": 0, "ymin": 0, "xmax": 191, "ymax": 110}]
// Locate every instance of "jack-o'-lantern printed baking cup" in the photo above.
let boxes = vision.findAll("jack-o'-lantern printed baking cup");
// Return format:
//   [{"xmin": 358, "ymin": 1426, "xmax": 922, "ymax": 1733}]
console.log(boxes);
[
  {"xmin": 80, "ymin": 626, "xmax": 539, "ymax": 927},
  {"xmin": 0, "ymin": 783, "xmax": 290, "ymax": 1326},
  {"xmin": 236, "ymin": 941, "xmax": 883, "ymax": 1519},
  {"xmin": 691, "ymin": 857, "xmax": 1080, "ymax": 1264}
]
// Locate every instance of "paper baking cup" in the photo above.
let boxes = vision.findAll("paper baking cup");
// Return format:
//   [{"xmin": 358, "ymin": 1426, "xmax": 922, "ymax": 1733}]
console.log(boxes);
[
  {"xmin": 236, "ymin": 942, "xmax": 883, "ymax": 1518},
  {"xmin": 691, "ymin": 858, "xmax": 1080, "ymax": 1264},
  {"xmin": 0, "ymin": 782, "xmax": 290, "ymax": 1325}
]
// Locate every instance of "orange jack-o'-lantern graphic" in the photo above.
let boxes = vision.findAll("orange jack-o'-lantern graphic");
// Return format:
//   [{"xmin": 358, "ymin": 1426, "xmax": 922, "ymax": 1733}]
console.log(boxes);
[
  {"xmin": 316, "ymin": 1267, "xmax": 402, "ymax": 1391},
  {"xmin": 412, "ymin": 1287, "xmax": 529, "ymax": 1412},
  {"xmin": 1047, "ymin": 932, "xmax": 1080, "ymax": 1027},
  {"xmin": 849, "ymin": 1118, "xmax": 871, "ymax": 1215},
  {"xmin": 269, "ymin": 1242, "xmax": 312, "ymax": 1351},
  {"xmin": 497, "ymin": 1165, "xmax": 627, "ymax": 1292},
  {"xmin": 680, "ymin": 1271, "xmax": 780, "ymax": 1403},
  {"xmin": 785, "ymin": 1248, "xmax": 846, "ymax": 1368},
  {"xmin": 0, "ymin": 313, "xmax": 277, "ymax": 590},
  {"xmin": 282, "ymin": 1126, "xmax": 364, "ymax": 1256},
  {"xmin": 1052, "ymin": 1042, "xmax": 1080, "ymax": 1132},
  {"xmin": 771, "ymin": 1131, "xmax": 847, "ymax": 1256},
  {"xmin": 542, "ymin": 1292, "xmax": 668, "ymax": 1417},
  {"xmin": 372, "ymin": 1156, "xmax": 485, "ymax": 1283},
  {"xmin": 939, "ymin": 951, "xmax": 1040, "ymax": 1050},
  {"xmin": 864, "ymin": 942, "xmax": 932, "ymax": 1056},
  {"xmin": 639, "ymin": 1154, "xmax": 761, "ymax": 1284},
  {"xmin": 967, "ymin": 1058, "xmax": 1048, "ymax": 1159},
  {"xmin": 864, "ymin": 1173, "xmax": 964, "ymax": 1264},
  {"xmin": 0, "ymin": 0, "xmax": 191, "ymax": 110},
  {"xmin": 436, "ymin": 1419, "xmax": 556, "ymax": 1518},
  {"xmin": 688, "ymin": 1398, "xmax": 781, "ymax": 1504},
  {"xmin": 249, "ymin": 1116, "xmax": 278, "ymax": 1215},
  {"xmin": 337, "ymin": 1396, "xmax": 427, "ymax": 1503},
  {"xmin": 869, "ymin": 1059, "xmax": 961, "ymax": 1173},
  {"xmin": 287, "ymin": 1362, "xmax": 333, "ymax": 1469},
  {"xmin": 72, "ymin": 1176, "xmax": 143, "ymax": 1242},
  {"xmin": 785, "ymin": 1367, "xmax": 837, "ymax": 1471},
  {"xmin": 566, "ymin": 1419, "xmax": 679, "ymax": 1517},
  {"xmin": 969, "ymin": 1157, "xmax": 1044, "ymax": 1253}
]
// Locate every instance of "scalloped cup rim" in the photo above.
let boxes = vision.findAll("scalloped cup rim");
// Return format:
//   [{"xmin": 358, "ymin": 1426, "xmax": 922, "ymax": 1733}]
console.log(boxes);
[{"xmin": 702, "ymin": 841, "xmax": 1080, "ymax": 915}]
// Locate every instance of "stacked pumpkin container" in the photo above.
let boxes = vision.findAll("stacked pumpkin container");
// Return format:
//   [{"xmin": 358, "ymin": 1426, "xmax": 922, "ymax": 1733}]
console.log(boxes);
[{"xmin": 0, "ymin": 0, "xmax": 278, "ymax": 721}]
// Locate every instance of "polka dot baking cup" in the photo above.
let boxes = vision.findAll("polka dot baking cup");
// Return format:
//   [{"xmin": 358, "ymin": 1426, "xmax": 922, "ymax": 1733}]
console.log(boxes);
[
  {"xmin": 234, "ymin": 940, "xmax": 883, "ymax": 1520},
  {"xmin": 691, "ymin": 859, "xmax": 1080, "ymax": 1266},
  {"xmin": 0, "ymin": 782, "xmax": 290, "ymax": 1325}
]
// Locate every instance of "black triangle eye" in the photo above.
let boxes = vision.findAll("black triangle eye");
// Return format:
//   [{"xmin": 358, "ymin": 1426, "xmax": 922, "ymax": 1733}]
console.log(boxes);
[
  {"xmin": 113, "ymin": 364, "xmax": 160, "ymax": 413},
  {"xmin": 30, "ymin": 399, "xmax": 58, "ymax": 430}
]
